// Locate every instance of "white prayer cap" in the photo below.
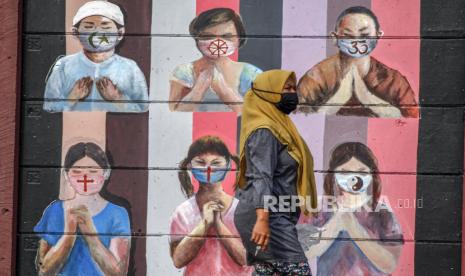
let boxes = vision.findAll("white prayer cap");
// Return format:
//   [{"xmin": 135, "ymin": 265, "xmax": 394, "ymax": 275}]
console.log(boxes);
[{"xmin": 73, "ymin": 1, "xmax": 124, "ymax": 27}]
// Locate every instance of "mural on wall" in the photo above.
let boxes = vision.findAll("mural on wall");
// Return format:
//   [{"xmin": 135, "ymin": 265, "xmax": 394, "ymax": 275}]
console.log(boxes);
[
  {"xmin": 19, "ymin": 0, "xmax": 422, "ymax": 275},
  {"xmin": 148, "ymin": 1, "xmax": 419, "ymax": 275},
  {"xmin": 43, "ymin": 1, "xmax": 148, "ymax": 113},
  {"xmin": 169, "ymin": 8, "xmax": 262, "ymax": 113},
  {"xmin": 297, "ymin": 6, "xmax": 419, "ymax": 118},
  {"xmin": 28, "ymin": 1, "xmax": 148, "ymax": 275},
  {"xmin": 299, "ymin": 142, "xmax": 403, "ymax": 276},
  {"xmin": 34, "ymin": 142, "xmax": 131, "ymax": 275},
  {"xmin": 168, "ymin": 135, "xmax": 253, "ymax": 275}
]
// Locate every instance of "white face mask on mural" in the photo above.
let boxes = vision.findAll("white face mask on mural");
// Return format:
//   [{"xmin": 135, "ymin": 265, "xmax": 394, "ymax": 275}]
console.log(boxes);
[
  {"xmin": 335, "ymin": 173, "xmax": 373, "ymax": 194},
  {"xmin": 337, "ymin": 38, "xmax": 378, "ymax": 58},
  {"xmin": 197, "ymin": 38, "xmax": 236, "ymax": 59},
  {"xmin": 78, "ymin": 30, "xmax": 122, "ymax": 53}
]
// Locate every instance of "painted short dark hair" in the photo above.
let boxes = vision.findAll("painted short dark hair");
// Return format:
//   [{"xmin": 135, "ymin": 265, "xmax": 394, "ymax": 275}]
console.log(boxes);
[
  {"xmin": 64, "ymin": 142, "xmax": 110, "ymax": 171},
  {"xmin": 189, "ymin": 8, "xmax": 247, "ymax": 47},
  {"xmin": 335, "ymin": 6, "xmax": 380, "ymax": 32},
  {"xmin": 178, "ymin": 135, "xmax": 239, "ymax": 198}
]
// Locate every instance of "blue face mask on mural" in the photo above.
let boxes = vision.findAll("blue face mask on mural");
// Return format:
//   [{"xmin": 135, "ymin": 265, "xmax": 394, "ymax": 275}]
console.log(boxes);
[
  {"xmin": 337, "ymin": 38, "xmax": 378, "ymax": 58},
  {"xmin": 78, "ymin": 31, "xmax": 121, "ymax": 53},
  {"xmin": 191, "ymin": 163, "xmax": 230, "ymax": 185}
]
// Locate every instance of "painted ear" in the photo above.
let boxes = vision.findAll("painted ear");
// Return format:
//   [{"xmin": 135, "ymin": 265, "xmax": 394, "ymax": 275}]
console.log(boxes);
[
  {"xmin": 330, "ymin": 31, "xmax": 338, "ymax": 45},
  {"xmin": 117, "ymin": 27, "xmax": 126, "ymax": 41},
  {"xmin": 72, "ymin": 27, "xmax": 79, "ymax": 37},
  {"xmin": 62, "ymin": 169, "xmax": 71, "ymax": 182},
  {"xmin": 377, "ymin": 30, "xmax": 384, "ymax": 38}
]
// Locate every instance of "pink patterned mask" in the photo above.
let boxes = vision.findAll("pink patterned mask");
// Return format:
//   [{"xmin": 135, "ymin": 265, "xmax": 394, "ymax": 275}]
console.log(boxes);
[
  {"xmin": 198, "ymin": 38, "xmax": 236, "ymax": 59},
  {"xmin": 68, "ymin": 174, "xmax": 105, "ymax": 195}
]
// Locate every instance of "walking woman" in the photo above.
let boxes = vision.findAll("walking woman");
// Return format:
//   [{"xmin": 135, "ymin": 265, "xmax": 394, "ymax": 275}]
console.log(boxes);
[
  {"xmin": 169, "ymin": 135, "xmax": 253, "ymax": 275},
  {"xmin": 234, "ymin": 70, "xmax": 317, "ymax": 275}
]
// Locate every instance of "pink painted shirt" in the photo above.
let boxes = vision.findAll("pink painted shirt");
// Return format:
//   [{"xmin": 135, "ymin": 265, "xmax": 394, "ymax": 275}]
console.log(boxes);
[{"xmin": 169, "ymin": 197, "xmax": 253, "ymax": 276}]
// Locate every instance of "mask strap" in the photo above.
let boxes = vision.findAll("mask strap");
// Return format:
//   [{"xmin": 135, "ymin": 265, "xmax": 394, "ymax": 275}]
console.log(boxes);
[
  {"xmin": 222, "ymin": 160, "xmax": 232, "ymax": 172},
  {"xmin": 104, "ymin": 169, "xmax": 111, "ymax": 180},
  {"xmin": 251, "ymin": 83, "xmax": 281, "ymax": 104},
  {"xmin": 63, "ymin": 169, "xmax": 70, "ymax": 183}
]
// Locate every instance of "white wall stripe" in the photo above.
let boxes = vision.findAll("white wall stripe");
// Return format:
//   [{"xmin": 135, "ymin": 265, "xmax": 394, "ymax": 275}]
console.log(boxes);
[{"xmin": 147, "ymin": 0, "xmax": 196, "ymax": 275}]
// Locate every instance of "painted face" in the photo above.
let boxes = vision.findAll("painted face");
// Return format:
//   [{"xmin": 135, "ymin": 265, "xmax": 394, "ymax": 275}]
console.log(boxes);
[
  {"xmin": 190, "ymin": 153, "xmax": 229, "ymax": 184},
  {"xmin": 196, "ymin": 21, "xmax": 239, "ymax": 59},
  {"xmin": 335, "ymin": 13, "xmax": 381, "ymax": 58},
  {"xmin": 76, "ymin": 15, "xmax": 123, "ymax": 52},
  {"xmin": 334, "ymin": 157, "xmax": 373, "ymax": 195},
  {"xmin": 67, "ymin": 156, "xmax": 106, "ymax": 195}
]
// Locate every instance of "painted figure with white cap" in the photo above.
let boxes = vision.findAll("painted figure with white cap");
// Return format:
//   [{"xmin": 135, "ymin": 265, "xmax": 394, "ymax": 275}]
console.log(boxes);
[{"xmin": 43, "ymin": 0, "xmax": 149, "ymax": 112}]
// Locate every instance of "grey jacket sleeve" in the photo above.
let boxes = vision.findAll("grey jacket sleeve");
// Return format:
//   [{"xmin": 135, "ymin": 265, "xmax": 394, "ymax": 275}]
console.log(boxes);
[{"xmin": 244, "ymin": 128, "xmax": 279, "ymax": 209}]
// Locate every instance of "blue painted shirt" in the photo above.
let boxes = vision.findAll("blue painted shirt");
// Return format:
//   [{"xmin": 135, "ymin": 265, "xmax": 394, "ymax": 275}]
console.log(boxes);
[
  {"xmin": 34, "ymin": 200, "xmax": 131, "ymax": 276},
  {"xmin": 43, "ymin": 51, "xmax": 148, "ymax": 112}
]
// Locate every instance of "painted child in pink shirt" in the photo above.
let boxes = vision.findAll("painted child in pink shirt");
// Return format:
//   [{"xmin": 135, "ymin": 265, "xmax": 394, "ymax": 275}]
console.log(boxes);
[{"xmin": 169, "ymin": 135, "xmax": 253, "ymax": 276}]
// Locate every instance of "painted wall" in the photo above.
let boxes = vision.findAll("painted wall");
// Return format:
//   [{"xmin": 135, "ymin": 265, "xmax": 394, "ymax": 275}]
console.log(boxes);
[{"xmin": 16, "ymin": 0, "xmax": 465, "ymax": 275}]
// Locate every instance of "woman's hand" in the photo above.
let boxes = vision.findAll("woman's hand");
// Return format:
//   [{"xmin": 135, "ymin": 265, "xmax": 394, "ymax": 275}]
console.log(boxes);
[{"xmin": 251, "ymin": 209, "xmax": 270, "ymax": 251}]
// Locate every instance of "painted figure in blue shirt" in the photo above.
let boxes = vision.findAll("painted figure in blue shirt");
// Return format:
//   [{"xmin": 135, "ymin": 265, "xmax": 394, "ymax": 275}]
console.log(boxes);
[
  {"xmin": 43, "ymin": 1, "xmax": 148, "ymax": 113},
  {"xmin": 34, "ymin": 142, "xmax": 131, "ymax": 276},
  {"xmin": 169, "ymin": 8, "xmax": 262, "ymax": 113}
]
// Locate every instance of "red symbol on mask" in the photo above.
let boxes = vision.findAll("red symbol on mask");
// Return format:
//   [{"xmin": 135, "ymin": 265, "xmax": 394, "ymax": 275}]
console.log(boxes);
[
  {"xmin": 207, "ymin": 166, "xmax": 212, "ymax": 183},
  {"xmin": 77, "ymin": 174, "xmax": 94, "ymax": 192},
  {"xmin": 208, "ymin": 38, "xmax": 229, "ymax": 57}
]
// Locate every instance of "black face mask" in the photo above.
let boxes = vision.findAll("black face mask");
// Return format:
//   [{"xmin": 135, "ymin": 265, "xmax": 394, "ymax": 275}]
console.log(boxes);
[
  {"xmin": 276, "ymin": 92, "xmax": 299, "ymax": 114},
  {"xmin": 251, "ymin": 84, "xmax": 299, "ymax": 115}
]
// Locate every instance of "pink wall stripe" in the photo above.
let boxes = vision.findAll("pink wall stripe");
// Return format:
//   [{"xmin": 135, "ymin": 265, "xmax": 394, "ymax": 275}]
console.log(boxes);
[
  {"xmin": 192, "ymin": 0, "xmax": 241, "ymax": 196},
  {"xmin": 369, "ymin": 1, "xmax": 420, "ymax": 275}
]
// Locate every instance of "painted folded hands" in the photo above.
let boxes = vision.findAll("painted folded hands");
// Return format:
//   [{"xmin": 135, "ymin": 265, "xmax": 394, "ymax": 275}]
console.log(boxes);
[
  {"xmin": 68, "ymin": 76, "xmax": 123, "ymax": 102},
  {"xmin": 188, "ymin": 67, "xmax": 243, "ymax": 112},
  {"xmin": 318, "ymin": 65, "xmax": 402, "ymax": 117}
]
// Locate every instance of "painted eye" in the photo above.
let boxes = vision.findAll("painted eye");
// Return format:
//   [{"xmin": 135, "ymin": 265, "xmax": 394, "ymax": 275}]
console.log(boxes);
[{"xmin": 192, "ymin": 160, "xmax": 206, "ymax": 167}]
